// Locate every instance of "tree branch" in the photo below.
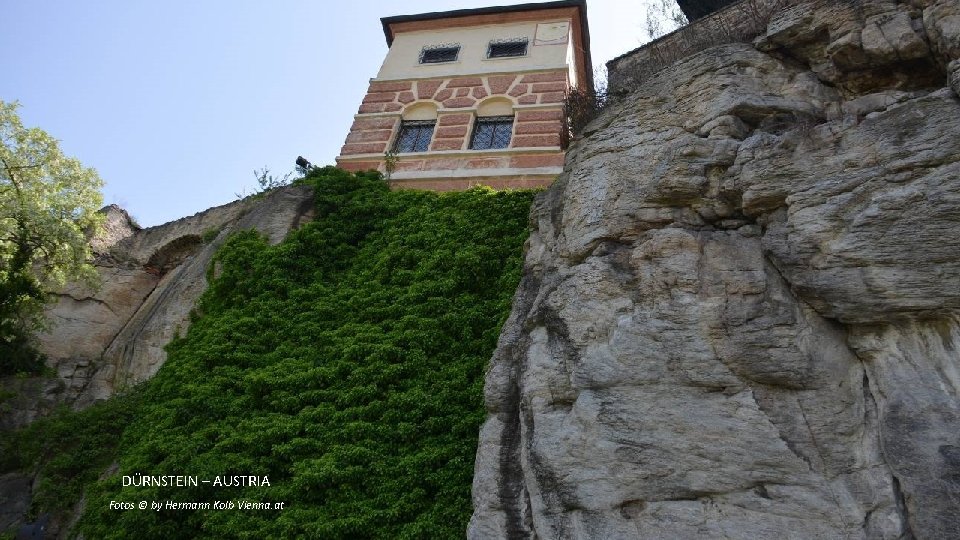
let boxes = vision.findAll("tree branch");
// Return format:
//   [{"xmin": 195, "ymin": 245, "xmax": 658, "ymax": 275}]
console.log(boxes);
[{"xmin": 1, "ymin": 163, "xmax": 41, "ymax": 171}]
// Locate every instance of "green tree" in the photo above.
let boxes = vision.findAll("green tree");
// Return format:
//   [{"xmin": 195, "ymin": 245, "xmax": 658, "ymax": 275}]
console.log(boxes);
[{"xmin": 0, "ymin": 100, "xmax": 104, "ymax": 374}]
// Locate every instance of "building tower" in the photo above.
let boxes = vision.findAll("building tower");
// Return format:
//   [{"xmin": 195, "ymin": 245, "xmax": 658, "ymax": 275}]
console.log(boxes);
[{"xmin": 336, "ymin": 0, "xmax": 592, "ymax": 191}]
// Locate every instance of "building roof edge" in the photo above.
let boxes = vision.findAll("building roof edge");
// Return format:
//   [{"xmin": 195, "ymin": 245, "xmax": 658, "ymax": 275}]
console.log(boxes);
[{"xmin": 381, "ymin": 0, "xmax": 586, "ymax": 45}]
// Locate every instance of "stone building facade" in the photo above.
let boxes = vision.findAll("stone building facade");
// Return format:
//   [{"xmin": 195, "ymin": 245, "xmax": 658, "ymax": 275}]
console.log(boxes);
[{"xmin": 336, "ymin": 1, "xmax": 592, "ymax": 190}]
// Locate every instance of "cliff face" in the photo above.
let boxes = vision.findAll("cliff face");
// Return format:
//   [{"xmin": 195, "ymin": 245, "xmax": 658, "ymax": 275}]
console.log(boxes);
[
  {"xmin": 1, "ymin": 186, "xmax": 315, "ymax": 430},
  {"xmin": 470, "ymin": 1, "xmax": 960, "ymax": 538}
]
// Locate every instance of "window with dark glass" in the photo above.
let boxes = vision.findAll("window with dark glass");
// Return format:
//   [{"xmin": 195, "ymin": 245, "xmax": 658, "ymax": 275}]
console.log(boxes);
[
  {"xmin": 469, "ymin": 116, "xmax": 513, "ymax": 150},
  {"xmin": 393, "ymin": 120, "xmax": 435, "ymax": 153},
  {"xmin": 487, "ymin": 38, "xmax": 528, "ymax": 58},
  {"xmin": 419, "ymin": 44, "xmax": 460, "ymax": 64}
]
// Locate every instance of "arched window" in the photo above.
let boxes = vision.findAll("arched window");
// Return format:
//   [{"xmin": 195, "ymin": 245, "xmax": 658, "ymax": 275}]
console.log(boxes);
[
  {"xmin": 470, "ymin": 98, "xmax": 514, "ymax": 150},
  {"xmin": 394, "ymin": 102, "xmax": 438, "ymax": 153}
]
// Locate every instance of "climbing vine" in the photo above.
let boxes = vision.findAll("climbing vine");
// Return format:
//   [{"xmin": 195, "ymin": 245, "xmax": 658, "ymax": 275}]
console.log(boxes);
[{"xmin": 56, "ymin": 167, "xmax": 536, "ymax": 538}]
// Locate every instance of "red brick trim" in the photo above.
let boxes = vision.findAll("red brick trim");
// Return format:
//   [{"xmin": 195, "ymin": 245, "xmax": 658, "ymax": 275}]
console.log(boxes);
[
  {"xmin": 520, "ymin": 72, "xmax": 568, "ymax": 83},
  {"xmin": 515, "ymin": 121, "xmax": 563, "ymax": 135},
  {"xmin": 509, "ymin": 154, "xmax": 565, "ymax": 168},
  {"xmin": 438, "ymin": 114, "xmax": 472, "ymax": 126},
  {"xmin": 489, "ymin": 75, "xmax": 517, "ymax": 94},
  {"xmin": 346, "ymin": 129, "xmax": 394, "ymax": 143},
  {"xmin": 539, "ymin": 92, "xmax": 565, "ymax": 104},
  {"xmin": 442, "ymin": 97, "xmax": 476, "ymax": 108},
  {"xmin": 531, "ymin": 82, "xmax": 567, "ymax": 93},
  {"xmin": 465, "ymin": 157, "xmax": 509, "ymax": 169},
  {"xmin": 436, "ymin": 125, "xmax": 468, "ymax": 138},
  {"xmin": 447, "ymin": 77, "xmax": 483, "ymax": 87},
  {"xmin": 337, "ymin": 160, "xmax": 382, "ymax": 172},
  {"xmin": 417, "ymin": 80, "xmax": 443, "ymax": 99},
  {"xmin": 363, "ymin": 92, "xmax": 399, "ymax": 104},
  {"xmin": 390, "ymin": 175, "xmax": 557, "ymax": 191},
  {"xmin": 368, "ymin": 81, "xmax": 412, "ymax": 92},
  {"xmin": 341, "ymin": 142, "xmax": 389, "ymax": 155},
  {"xmin": 508, "ymin": 84, "xmax": 528, "ymax": 97},
  {"xmin": 351, "ymin": 116, "xmax": 399, "ymax": 130},
  {"xmin": 512, "ymin": 134, "xmax": 561, "ymax": 147},
  {"xmin": 431, "ymin": 139, "xmax": 464, "ymax": 151},
  {"xmin": 516, "ymin": 109, "xmax": 563, "ymax": 122}
]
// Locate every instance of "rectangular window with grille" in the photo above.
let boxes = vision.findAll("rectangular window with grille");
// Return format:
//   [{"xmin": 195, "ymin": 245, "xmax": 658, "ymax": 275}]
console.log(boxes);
[
  {"xmin": 469, "ymin": 116, "xmax": 514, "ymax": 150},
  {"xmin": 419, "ymin": 45, "xmax": 460, "ymax": 64},
  {"xmin": 393, "ymin": 120, "xmax": 435, "ymax": 153},
  {"xmin": 487, "ymin": 39, "xmax": 528, "ymax": 58}
]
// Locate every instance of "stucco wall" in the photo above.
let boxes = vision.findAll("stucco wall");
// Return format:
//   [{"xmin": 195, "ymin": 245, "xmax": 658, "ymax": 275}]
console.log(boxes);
[{"xmin": 377, "ymin": 21, "xmax": 574, "ymax": 81}]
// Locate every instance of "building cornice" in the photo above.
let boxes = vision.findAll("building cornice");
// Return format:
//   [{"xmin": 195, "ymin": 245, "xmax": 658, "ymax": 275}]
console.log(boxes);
[
  {"xmin": 369, "ymin": 65, "xmax": 570, "ymax": 83},
  {"xmin": 337, "ymin": 147, "xmax": 563, "ymax": 161},
  {"xmin": 389, "ymin": 166, "xmax": 564, "ymax": 181},
  {"xmin": 350, "ymin": 102, "xmax": 565, "ymax": 120},
  {"xmin": 381, "ymin": 1, "xmax": 586, "ymax": 44}
]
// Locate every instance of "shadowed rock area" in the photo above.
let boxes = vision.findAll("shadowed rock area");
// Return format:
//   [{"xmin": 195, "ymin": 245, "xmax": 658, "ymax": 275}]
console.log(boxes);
[{"xmin": 470, "ymin": 1, "xmax": 960, "ymax": 538}]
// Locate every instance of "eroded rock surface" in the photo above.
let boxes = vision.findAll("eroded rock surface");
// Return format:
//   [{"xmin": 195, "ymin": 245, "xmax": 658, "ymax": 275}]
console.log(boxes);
[
  {"xmin": 1, "ymin": 185, "xmax": 315, "ymax": 429},
  {"xmin": 471, "ymin": 2, "xmax": 960, "ymax": 536}
]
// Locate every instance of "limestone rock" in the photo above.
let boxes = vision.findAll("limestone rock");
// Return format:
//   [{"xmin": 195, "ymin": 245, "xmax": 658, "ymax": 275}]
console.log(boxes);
[
  {"xmin": 924, "ymin": 0, "xmax": 960, "ymax": 63},
  {"xmin": 861, "ymin": 12, "xmax": 929, "ymax": 63},
  {"xmin": 89, "ymin": 204, "xmax": 139, "ymax": 254},
  {"xmin": 39, "ymin": 267, "xmax": 158, "ymax": 362},
  {"xmin": 610, "ymin": 0, "xmax": 956, "ymax": 98},
  {"xmin": 849, "ymin": 317, "xmax": 960, "ymax": 540},
  {"xmin": 759, "ymin": 1, "xmax": 945, "ymax": 95},
  {"xmin": 1, "ymin": 185, "xmax": 315, "ymax": 429},
  {"xmin": 81, "ymin": 185, "xmax": 316, "ymax": 405},
  {"xmin": 472, "ymin": 36, "xmax": 960, "ymax": 540}
]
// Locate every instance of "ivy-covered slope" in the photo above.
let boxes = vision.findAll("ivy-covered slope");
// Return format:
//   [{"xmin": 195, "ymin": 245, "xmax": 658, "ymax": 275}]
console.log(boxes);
[{"xmin": 5, "ymin": 168, "xmax": 535, "ymax": 539}]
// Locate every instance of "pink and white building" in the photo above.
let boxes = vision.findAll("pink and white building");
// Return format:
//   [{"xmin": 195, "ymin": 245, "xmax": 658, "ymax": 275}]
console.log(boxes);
[{"xmin": 336, "ymin": 1, "xmax": 592, "ymax": 190}]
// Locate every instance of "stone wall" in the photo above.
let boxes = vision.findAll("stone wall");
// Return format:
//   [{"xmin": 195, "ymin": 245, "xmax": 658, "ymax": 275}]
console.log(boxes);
[
  {"xmin": 609, "ymin": 0, "xmax": 958, "ymax": 99},
  {"xmin": 607, "ymin": 0, "xmax": 776, "ymax": 95}
]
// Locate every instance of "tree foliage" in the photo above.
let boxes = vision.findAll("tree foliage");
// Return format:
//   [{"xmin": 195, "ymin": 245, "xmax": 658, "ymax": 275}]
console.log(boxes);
[{"xmin": 0, "ymin": 100, "xmax": 104, "ymax": 374}]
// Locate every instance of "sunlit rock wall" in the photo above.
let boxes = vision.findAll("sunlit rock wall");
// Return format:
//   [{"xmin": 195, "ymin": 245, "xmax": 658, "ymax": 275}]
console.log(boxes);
[{"xmin": 471, "ymin": 0, "xmax": 960, "ymax": 537}]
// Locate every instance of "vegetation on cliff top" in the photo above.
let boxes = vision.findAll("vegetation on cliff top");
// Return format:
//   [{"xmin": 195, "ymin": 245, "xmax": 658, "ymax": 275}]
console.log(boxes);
[{"xmin": 4, "ymin": 167, "xmax": 534, "ymax": 538}]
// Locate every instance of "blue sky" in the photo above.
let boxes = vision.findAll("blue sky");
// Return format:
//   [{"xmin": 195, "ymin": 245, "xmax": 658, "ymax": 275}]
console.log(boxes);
[{"xmin": 2, "ymin": 1, "xmax": 654, "ymax": 226}]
